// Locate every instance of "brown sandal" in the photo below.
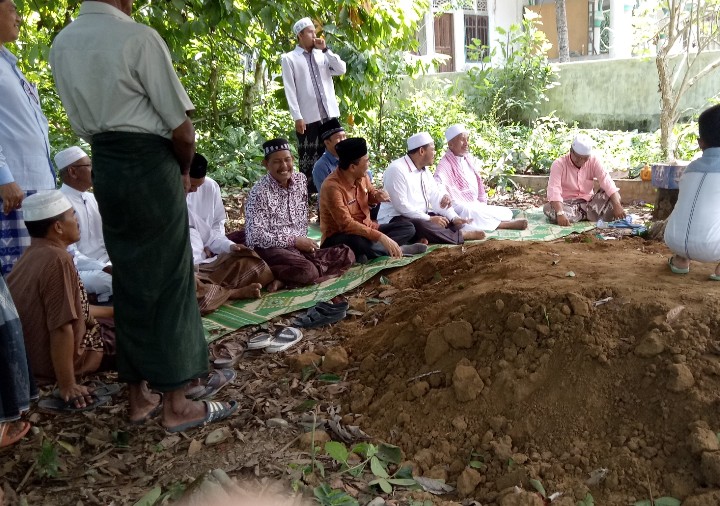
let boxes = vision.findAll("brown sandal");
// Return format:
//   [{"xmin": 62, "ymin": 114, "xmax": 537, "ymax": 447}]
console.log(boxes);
[{"xmin": 209, "ymin": 340, "xmax": 246, "ymax": 369}]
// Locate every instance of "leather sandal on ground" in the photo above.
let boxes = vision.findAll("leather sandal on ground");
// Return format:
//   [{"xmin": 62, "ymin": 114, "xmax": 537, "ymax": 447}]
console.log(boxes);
[
  {"xmin": 264, "ymin": 327, "xmax": 303, "ymax": 353},
  {"xmin": 38, "ymin": 394, "xmax": 111, "ymax": 414},
  {"xmin": 52, "ymin": 380, "xmax": 122, "ymax": 400},
  {"xmin": 164, "ymin": 400, "xmax": 239, "ymax": 433},
  {"xmin": 185, "ymin": 368, "xmax": 236, "ymax": 401},
  {"xmin": 209, "ymin": 340, "xmax": 246, "ymax": 368},
  {"xmin": 668, "ymin": 257, "xmax": 689, "ymax": 274}
]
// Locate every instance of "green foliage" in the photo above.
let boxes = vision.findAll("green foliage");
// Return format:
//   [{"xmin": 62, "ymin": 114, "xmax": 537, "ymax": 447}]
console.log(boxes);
[
  {"xmin": 633, "ymin": 498, "xmax": 680, "ymax": 506},
  {"xmin": 313, "ymin": 483, "xmax": 358, "ymax": 506},
  {"xmin": 36, "ymin": 439, "xmax": 60, "ymax": 478},
  {"xmin": 462, "ymin": 10, "xmax": 559, "ymax": 125},
  {"xmin": 577, "ymin": 493, "xmax": 595, "ymax": 506},
  {"xmin": 529, "ymin": 478, "xmax": 546, "ymax": 498},
  {"xmin": 133, "ymin": 487, "xmax": 162, "ymax": 506}
]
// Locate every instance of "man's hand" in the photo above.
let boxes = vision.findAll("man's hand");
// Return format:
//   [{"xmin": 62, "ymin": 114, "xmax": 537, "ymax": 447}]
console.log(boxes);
[
  {"xmin": 452, "ymin": 217, "xmax": 472, "ymax": 228},
  {"xmin": 314, "ymin": 37, "xmax": 327, "ymax": 50},
  {"xmin": 0, "ymin": 182, "xmax": 23, "ymax": 215},
  {"xmin": 440, "ymin": 194, "xmax": 452, "ymax": 209},
  {"xmin": 295, "ymin": 119, "xmax": 306, "ymax": 135},
  {"xmin": 557, "ymin": 214, "xmax": 570, "ymax": 227},
  {"xmin": 378, "ymin": 234, "xmax": 402, "ymax": 258},
  {"xmin": 294, "ymin": 236, "xmax": 319, "ymax": 253},
  {"xmin": 181, "ymin": 173, "xmax": 191, "ymax": 193},
  {"xmin": 429, "ymin": 215, "xmax": 449, "ymax": 228},
  {"xmin": 58, "ymin": 382, "xmax": 95, "ymax": 409},
  {"xmin": 374, "ymin": 189, "xmax": 391, "ymax": 202},
  {"xmin": 229, "ymin": 244, "xmax": 252, "ymax": 255},
  {"xmin": 612, "ymin": 205, "xmax": 627, "ymax": 220}
]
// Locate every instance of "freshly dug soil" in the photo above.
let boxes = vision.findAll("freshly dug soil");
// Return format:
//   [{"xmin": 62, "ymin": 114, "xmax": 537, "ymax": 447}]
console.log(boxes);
[{"xmin": 338, "ymin": 237, "xmax": 720, "ymax": 504}]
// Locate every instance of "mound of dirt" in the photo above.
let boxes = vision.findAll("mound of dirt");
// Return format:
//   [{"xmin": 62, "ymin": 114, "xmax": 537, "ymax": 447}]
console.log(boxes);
[{"xmin": 337, "ymin": 238, "xmax": 720, "ymax": 504}]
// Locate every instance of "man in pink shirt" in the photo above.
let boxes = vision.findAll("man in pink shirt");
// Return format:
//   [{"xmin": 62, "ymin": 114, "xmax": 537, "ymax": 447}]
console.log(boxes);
[{"xmin": 543, "ymin": 134, "xmax": 625, "ymax": 226}]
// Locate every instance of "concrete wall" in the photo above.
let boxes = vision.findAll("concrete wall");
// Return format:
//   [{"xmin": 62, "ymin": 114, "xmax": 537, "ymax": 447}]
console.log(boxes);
[{"xmin": 408, "ymin": 50, "xmax": 720, "ymax": 131}]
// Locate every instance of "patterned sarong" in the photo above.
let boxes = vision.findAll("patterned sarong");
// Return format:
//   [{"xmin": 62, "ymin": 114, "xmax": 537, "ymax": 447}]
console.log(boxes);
[
  {"xmin": 91, "ymin": 132, "xmax": 208, "ymax": 391},
  {"xmin": 0, "ymin": 274, "xmax": 37, "ymax": 422},
  {"xmin": 0, "ymin": 190, "xmax": 37, "ymax": 276}
]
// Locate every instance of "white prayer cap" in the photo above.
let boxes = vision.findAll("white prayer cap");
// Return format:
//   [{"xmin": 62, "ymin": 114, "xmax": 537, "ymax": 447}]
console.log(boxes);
[
  {"xmin": 571, "ymin": 134, "xmax": 593, "ymax": 156},
  {"xmin": 445, "ymin": 124, "xmax": 468, "ymax": 142},
  {"xmin": 54, "ymin": 146, "xmax": 88, "ymax": 171},
  {"xmin": 293, "ymin": 17, "xmax": 313, "ymax": 35},
  {"xmin": 407, "ymin": 132, "xmax": 434, "ymax": 151},
  {"xmin": 22, "ymin": 191, "xmax": 72, "ymax": 222}
]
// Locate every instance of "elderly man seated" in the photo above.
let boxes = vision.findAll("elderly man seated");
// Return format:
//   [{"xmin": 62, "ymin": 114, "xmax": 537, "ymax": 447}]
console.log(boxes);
[
  {"xmin": 320, "ymin": 137, "xmax": 423, "ymax": 263},
  {"xmin": 6, "ymin": 192, "xmax": 132, "ymax": 413},
  {"xmin": 57, "ymin": 146, "xmax": 113, "ymax": 303},
  {"xmin": 312, "ymin": 118, "xmax": 347, "ymax": 194},
  {"xmin": 665, "ymin": 104, "xmax": 720, "ymax": 280},
  {"xmin": 187, "ymin": 153, "xmax": 226, "ymax": 235},
  {"xmin": 543, "ymin": 134, "xmax": 625, "ymax": 226},
  {"xmin": 245, "ymin": 138, "xmax": 355, "ymax": 291},
  {"xmin": 435, "ymin": 125, "xmax": 527, "ymax": 231},
  {"xmin": 187, "ymin": 161, "xmax": 273, "ymax": 302},
  {"xmin": 377, "ymin": 132, "xmax": 486, "ymax": 244}
]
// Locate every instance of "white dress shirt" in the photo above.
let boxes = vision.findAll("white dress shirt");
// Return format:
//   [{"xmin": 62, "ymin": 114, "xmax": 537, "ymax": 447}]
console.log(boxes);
[
  {"xmin": 60, "ymin": 184, "xmax": 110, "ymax": 270},
  {"xmin": 186, "ymin": 176, "xmax": 226, "ymax": 236},
  {"xmin": 50, "ymin": 1, "xmax": 194, "ymax": 142},
  {"xmin": 189, "ymin": 208, "xmax": 234, "ymax": 265},
  {"xmin": 377, "ymin": 155, "xmax": 458, "ymax": 224},
  {"xmin": 0, "ymin": 47, "xmax": 56, "ymax": 189},
  {"xmin": 281, "ymin": 46, "xmax": 346, "ymax": 123}
]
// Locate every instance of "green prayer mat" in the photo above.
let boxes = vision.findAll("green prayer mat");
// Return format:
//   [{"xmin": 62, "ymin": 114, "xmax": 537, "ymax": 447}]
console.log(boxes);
[{"xmin": 202, "ymin": 208, "xmax": 595, "ymax": 342}]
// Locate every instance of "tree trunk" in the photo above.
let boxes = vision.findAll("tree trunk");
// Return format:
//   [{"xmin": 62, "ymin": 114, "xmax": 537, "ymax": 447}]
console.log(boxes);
[
  {"xmin": 656, "ymin": 44, "xmax": 677, "ymax": 160},
  {"xmin": 556, "ymin": 0, "xmax": 570, "ymax": 62}
]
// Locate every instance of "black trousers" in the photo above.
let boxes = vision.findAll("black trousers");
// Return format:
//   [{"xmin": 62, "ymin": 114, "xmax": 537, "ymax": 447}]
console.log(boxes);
[
  {"xmin": 297, "ymin": 119, "xmax": 327, "ymax": 194},
  {"xmin": 321, "ymin": 221, "xmax": 416, "ymax": 263},
  {"xmin": 390, "ymin": 214, "xmax": 463, "ymax": 245}
]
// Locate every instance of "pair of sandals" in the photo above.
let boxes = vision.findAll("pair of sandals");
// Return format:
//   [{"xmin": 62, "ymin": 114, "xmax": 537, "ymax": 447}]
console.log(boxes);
[
  {"xmin": 37, "ymin": 380, "xmax": 122, "ymax": 414},
  {"xmin": 668, "ymin": 257, "xmax": 720, "ymax": 280},
  {"xmin": 293, "ymin": 300, "xmax": 349, "ymax": 329},
  {"xmin": 247, "ymin": 327, "xmax": 303, "ymax": 353}
]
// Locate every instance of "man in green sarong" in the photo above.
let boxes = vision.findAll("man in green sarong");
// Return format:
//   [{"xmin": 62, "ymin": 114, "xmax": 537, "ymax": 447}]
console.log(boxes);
[{"xmin": 50, "ymin": 0, "xmax": 237, "ymax": 431}]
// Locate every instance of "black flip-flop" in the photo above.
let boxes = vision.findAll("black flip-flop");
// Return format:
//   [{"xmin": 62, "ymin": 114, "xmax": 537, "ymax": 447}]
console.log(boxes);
[
  {"xmin": 52, "ymin": 380, "xmax": 122, "ymax": 400},
  {"xmin": 38, "ymin": 394, "xmax": 111, "ymax": 413}
]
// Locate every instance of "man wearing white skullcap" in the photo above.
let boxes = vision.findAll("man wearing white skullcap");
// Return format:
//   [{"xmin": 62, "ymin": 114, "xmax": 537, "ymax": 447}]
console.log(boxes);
[
  {"xmin": 281, "ymin": 16, "xmax": 346, "ymax": 194},
  {"xmin": 56, "ymin": 146, "xmax": 113, "ymax": 303},
  {"xmin": 377, "ymin": 132, "xmax": 486, "ymax": 244},
  {"xmin": 543, "ymin": 134, "xmax": 625, "ymax": 226},
  {"xmin": 8, "ymin": 190, "xmax": 116, "ymax": 412},
  {"xmin": 435, "ymin": 125, "xmax": 528, "ymax": 232}
]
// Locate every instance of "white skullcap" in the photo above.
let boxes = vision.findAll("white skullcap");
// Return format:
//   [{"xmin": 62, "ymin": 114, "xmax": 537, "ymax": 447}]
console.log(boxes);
[
  {"xmin": 54, "ymin": 146, "xmax": 88, "ymax": 171},
  {"xmin": 22, "ymin": 191, "xmax": 72, "ymax": 222},
  {"xmin": 407, "ymin": 132, "xmax": 434, "ymax": 151},
  {"xmin": 445, "ymin": 124, "xmax": 468, "ymax": 142},
  {"xmin": 293, "ymin": 17, "xmax": 313, "ymax": 35},
  {"xmin": 571, "ymin": 134, "xmax": 593, "ymax": 156}
]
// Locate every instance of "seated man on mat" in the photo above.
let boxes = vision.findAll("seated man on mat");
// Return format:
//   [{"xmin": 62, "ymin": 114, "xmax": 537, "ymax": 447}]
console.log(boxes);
[
  {"xmin": 187, "ymin": 161, "xmax": 273, "ymax": 302},
  {"xmin": 312, "ymin": 118, "xmax": 347, "ymax": 195},
  {"xmin": 435, "ymin": 125, "xmax": 527, "ymax": 232},
  {"xmin": 245, "ymin": 138, "xmax": 355, "ymax": 291},
  {"xmin": 187, "ymin": 153, "xmax": 226, "ymax": 236},
  {"xmin": 543, "ymin": 134, "xmax": 625, "ymax": 226},
  {"xmin": 7, "ymin": 192, "xmax": 121, "ymax": 411},
  {"xmin": 320, "ymin": 137, "xmax": 424, "ymax": 263},
  {"xmin": 665, "ymin": 104, "xmax": 720, "ymax": 280},
  {"xmin": 57, "ymin": 146, "xmax": 113, "ymax": 303},
  {"xmin": 377, "ymin": 132, "xmax": 485, "ymax": 244}
]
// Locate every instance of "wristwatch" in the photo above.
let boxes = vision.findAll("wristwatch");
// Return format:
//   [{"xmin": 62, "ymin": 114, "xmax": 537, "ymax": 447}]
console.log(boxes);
[{"xmin": 556, "ymin": 210, "xmax": 566, "ymax": 216}]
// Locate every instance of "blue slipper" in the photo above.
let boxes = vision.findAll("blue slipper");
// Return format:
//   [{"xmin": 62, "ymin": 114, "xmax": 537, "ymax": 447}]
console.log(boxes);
[
  {"xmin": 710, "ymin": 274, "xmax": 720, "ymax": 281},
  {"xmin": 668, "ymin": 257, "xmax": 689, "ymax": 274},
  {"xmin": 164, "ymin": 400, "xmax": 239, "ymax": 433}
]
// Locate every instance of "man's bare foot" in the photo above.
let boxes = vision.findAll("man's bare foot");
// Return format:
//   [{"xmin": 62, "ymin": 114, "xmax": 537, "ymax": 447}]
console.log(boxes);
[
  {"xmin": 267, "ymin": 280, "xmax": 285, "ymax": 293},
  {"xmin": 418, "ymin": 238, "xmax": 429, "ymax": 245},
  {"xmin": 462, "ymin": 230, "xmax": 486, "ymax": 241},
  {"xmin": 128, "ymin": 381, "xmax": 162, "ymax": 423},
  {"xmin": 229, "ymin": 283, "xmax": 262, "ymax": 300},
  {"xmin": 497, "ymin": 219, "xmax": 528, "ymax": 230},
  {"xmin": 671, "ymin": 254, "xmax": 690, "ymax": 270}
]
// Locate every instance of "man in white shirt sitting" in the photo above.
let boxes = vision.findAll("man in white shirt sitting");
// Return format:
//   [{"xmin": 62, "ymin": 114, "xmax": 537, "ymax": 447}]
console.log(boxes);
[
  {"xmin": 57, "ymin": 146, "xmax": 113, "ymax": 303},
  {"xmin": 377, "ymin": 132, "xmax": 486, "ymax": 245},
  {"xmin": 187, "ymin": 153, "xmax": 226, "ymax": 236}
]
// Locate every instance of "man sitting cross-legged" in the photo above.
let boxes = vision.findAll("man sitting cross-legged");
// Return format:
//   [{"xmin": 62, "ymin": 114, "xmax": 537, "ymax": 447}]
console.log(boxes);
[
  {"xmin": 6, "ymin": 192, "xmax": 160, "ymax": 417},
  {"xmin": 245, "ymin": 138, "xmax": 355, "ymax": 291},
  {"xmin": 187, "ymin": 153, "xmax": 226, "ymax": 236},
  {"xmin": 57, "ymin": 146, "xmax": 113, "ymax": 303},
  {"xmin": 377, "ymin": 132, "xmax": 486, "ymax": 244},
  {"xmin": 435, "ymin": 125, "xmax": 527, "ymax": 232},
  {"xmin": 320, "ymin": 137, "xmax": 423, "ymax": 263},
  {"xmin": 187, "ymin": 161, "xmax": 274, "ymax": 304}
]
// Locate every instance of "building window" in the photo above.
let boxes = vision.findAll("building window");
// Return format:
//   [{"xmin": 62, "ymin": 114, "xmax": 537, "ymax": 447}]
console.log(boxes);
[{"xmin": 465, "ymin": 13, "xmax": 489, "ymax": 62}]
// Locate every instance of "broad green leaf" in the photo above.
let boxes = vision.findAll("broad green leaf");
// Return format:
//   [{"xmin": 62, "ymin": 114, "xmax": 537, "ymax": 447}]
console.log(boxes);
[
  {"xmin": 394, "ymin": 465, "xmax": 414, "ymax": 479},
  {"xmin": 370, "ymin": 456, "xmax": 390, "ymax": 479},
  {"xmin": 377, "ymin": 443, "xmax": 403, "ymax": 465},
  {"xmin": 325, "ymin": 441, "xmax": 349, "ymax": 464},
  {"xmin": 316, "ymin": 373, "xmax": 341, "ymax": 383},
  {"xmin": 133, "ymin": 486, "xmax": 162, "ymax": 506},
  {"xmin": 653, "ymin": 499, "xmax": 681, "ymax": 506},
  {"xmin": 469, "ymin": 460, "xmax": 485, "ymax": 469},
  {"xmin": 369, "ymin": 477, "xmax": 393, "ymax": 494},
  {"xmin": 386, "ymin": 478, "xmax": 417, "ymax": 486},
  {"xmin": 529, "ymin": 478, "xmax": 546, "ymax": 498},
  {"xmin": 633, "ymin": 501, "xmax": 651, "ymax": 506}
]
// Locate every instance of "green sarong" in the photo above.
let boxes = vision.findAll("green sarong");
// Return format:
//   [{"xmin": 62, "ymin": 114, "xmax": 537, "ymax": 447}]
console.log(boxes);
[{"xmin": 91, "ymin": 132, "xmax": 207, "ymax": 391}]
